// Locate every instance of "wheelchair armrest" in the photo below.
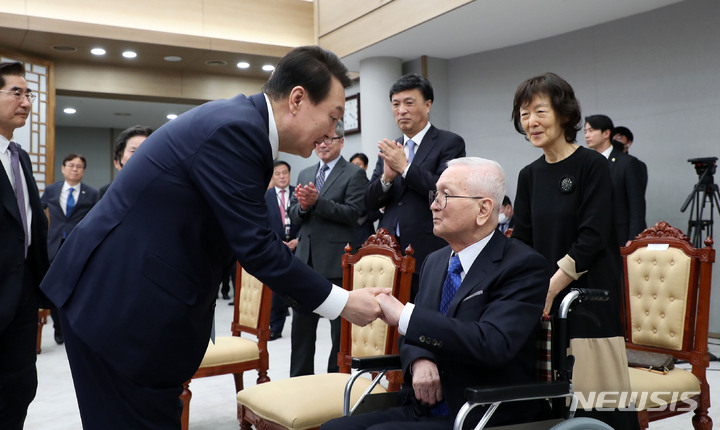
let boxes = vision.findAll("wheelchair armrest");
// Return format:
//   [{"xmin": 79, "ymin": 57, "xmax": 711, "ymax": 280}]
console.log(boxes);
[
  {"xmin": 464, "ymin": 380, "xmax": 571, "ymax": 403},
  {"xmin": 351, "ymin": 355, "xmax": 401, "ymax": 371}
]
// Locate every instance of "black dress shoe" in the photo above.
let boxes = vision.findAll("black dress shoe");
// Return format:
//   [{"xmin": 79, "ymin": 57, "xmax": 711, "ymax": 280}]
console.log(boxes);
[
  {"xmin": 222, "ymin": 293, "xmax": 230, "ymax": 300},
  {"xmin": 269, "ymin": 332, "xmax": 282, "ymax": 341},
  {"xmin": 54, "ymin": 332, "xmax": 64, "ymax": 345}
]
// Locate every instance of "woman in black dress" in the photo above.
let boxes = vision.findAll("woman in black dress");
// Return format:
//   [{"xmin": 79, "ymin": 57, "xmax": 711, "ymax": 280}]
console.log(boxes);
[{"xmin": 510, "ymin": 73, "xmax": 639, "ymax": 429}]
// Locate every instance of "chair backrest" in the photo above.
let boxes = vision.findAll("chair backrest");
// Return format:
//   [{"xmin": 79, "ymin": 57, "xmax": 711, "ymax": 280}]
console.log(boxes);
[
  {"xmin": 338, "ymin": 228, "xmax": 415, "ymax": 374},
  {"xmin": 621, "ymin": 221, "xmax": 714, "ymax": 361},
  {"xmin": 232, "ymin": 264, "xmax": 273, "ymax": 340}
]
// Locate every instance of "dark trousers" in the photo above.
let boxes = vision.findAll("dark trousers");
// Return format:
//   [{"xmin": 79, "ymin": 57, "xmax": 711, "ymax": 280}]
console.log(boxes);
[
  {"xmin": 289, "ymin": 276, "xmax": 342, "ymax": 377},
  {"xmin": 321, "ymin": 404, "xmax": 453, "ymax": 430},
  {"xmin": 59, "ymin": 312, "xmax": 183, "ymax": 429},
  {"xmin": 0, "ymin": 262, "xmax": 38, "ymax": 430},
  {"xmin": 269, "ymin": 294, "xmax": 290, "ymax": 335}
]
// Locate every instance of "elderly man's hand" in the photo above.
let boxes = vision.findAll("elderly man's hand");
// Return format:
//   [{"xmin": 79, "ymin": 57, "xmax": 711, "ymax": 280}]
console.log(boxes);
[
  {"xmin": 377, "ymin": 293, "xmax": 404, "ymax": 326},
  {"xmin": 411, "ymin": 359, "xmax": 443, "ymax": 406},
  {"xmin": 341, "ymin": 287, "xmax": 391, "ymax": 326}
]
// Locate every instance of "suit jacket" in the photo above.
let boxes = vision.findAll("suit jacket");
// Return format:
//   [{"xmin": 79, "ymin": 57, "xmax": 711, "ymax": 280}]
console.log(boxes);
[
  {"xmin": 264, "ymin": 185, "xmax": 300, "ymax": 241},
  {"xmin": 289, "ymin": 157, "xmax": 367, "ymax": 280},
  {"xmin": 399, "ymin": 232, "xmax": 550, "ymax": 426},
  {"xmin": 0, "ymin": 144, "xmax": 49, "ymax": 328},
  {"xmin": 608, "ymin": 148, "xmax": 646, "ymax": 245},
  {"xmin": 41, "ymin": 181, "xmax": 99, "ymax": 261},
  {"xmin": 365, "ymin": 125, "xmax": 465, "ymax": 265},
  {"xmin": 40, "ymin": 93, "xmax": 333, "ymax": 387}
]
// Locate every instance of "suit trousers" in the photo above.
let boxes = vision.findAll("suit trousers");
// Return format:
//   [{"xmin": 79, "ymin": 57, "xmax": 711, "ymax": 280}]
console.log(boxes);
[
  {"xmin": 0, "ymin": 262, "xmax": 38, "ymax": 430},
  {"xmin": 290, "ymin": 277, "xmax": 342, "ymax": 377},
  {"xmin": 321, "ymin": 404, "xmax": 453, "ymax": 430},
  {"xmin": 59, "ymin": 312, "xmax": 184, "ymax": 429}
]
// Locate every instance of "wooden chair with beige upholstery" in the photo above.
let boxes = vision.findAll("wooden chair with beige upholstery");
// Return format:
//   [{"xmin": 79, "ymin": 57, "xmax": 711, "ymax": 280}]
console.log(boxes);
[
  {"xmin": 36, "ymin": 308, "xmax": 51, "ymax": 354},
  {"xmin": 180, "ymin": 263, "xmax": 273, "ymax": 430},
  {"xmin": 236, "ymin": 228, "xmax": 415, "ymax": 430},
  {"xmin": 621, "ymin": 221, "xmax": 714, "ymax": 430}
]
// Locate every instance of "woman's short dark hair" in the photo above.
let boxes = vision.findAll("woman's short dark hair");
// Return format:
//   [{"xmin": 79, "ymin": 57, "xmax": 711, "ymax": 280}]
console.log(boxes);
[
  {"xmin": 389, "ymin": 73, "xmax": 434, "ymax": 102},
  {"xmin": 512, "ymin": 72, "xmax": 581, "ymax": 143},
  {"xmin": 114, "ymin": 125, "xmax": 153, "ymax": 163},
  {"xmin": 63, "ymin": 153, "xmax": 87, "ymax": 169},
  {"xmin": 262, "ymin": 46, "xmax": 352, "ymax": 104}
]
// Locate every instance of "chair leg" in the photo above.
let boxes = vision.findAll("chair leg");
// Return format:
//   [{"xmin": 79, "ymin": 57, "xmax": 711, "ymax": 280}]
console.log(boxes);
[
  {"xmin": 257, "ymin": 368, "xmax": 270, "ymax": 385},
  {"xmin": 692, "ymin": 409, "xmax": 712, "ymax": 430},
  {"xmin": 180, "ymin": 380, "xmax": 192, "ymax": 430}
]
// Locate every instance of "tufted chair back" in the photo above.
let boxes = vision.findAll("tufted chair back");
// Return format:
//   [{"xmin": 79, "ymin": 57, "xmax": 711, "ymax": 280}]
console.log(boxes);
[
  {"xmin": 621, "ymin": 221, "xmax": 714, "ymax": 430},
  {"xmin": 339, "ymin": 228, "xmax": 415, "ymax": 389}
]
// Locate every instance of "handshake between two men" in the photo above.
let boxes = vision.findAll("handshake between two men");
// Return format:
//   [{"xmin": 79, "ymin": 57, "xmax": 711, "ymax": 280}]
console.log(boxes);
[{"xmin": 339, "ymin": 288, "xmax": 406, "ymax": 327}]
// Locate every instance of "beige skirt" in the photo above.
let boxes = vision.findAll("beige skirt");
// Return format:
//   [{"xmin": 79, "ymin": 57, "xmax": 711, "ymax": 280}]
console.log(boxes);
[{"xmin": 569, "ymin": 336, "xmax": 632, "ymax": 409}]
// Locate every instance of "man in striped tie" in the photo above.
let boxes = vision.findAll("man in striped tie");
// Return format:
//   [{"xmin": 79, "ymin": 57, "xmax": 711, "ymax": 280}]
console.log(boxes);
[
  {"xmin": 323, "ymin": 157, "xmax": 551, "ymax": 430},
  {"xmin": 0, "ymin": 61, "xmax": 49, "ymax": 430}
]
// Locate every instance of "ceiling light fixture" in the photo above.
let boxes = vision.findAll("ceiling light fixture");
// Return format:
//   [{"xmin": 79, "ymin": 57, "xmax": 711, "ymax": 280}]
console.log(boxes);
[
  {"xmin": 122, "ymin": 51, "xmax": 137, "ymax": 59},
  {"xmin": 167, "ymin": 114, "xmax": 178, "ymax": 120},
  {"xmin": 90, "ymin": 48, "xmax": 106, "ymax": 56},
  {"xmin": 164, "ymin": 56, "xmax": 182, "ymax": 62},
  {"xmin": 262, "ymin": 64, "xmax": 275, "ymax": 72},
  {"xmin": 64, "ymin": 108, "xmax": 77, "ymax": 114},
  {"xmin": 236, "ymin": 61, "xmax": 250, "ymax": 69}
]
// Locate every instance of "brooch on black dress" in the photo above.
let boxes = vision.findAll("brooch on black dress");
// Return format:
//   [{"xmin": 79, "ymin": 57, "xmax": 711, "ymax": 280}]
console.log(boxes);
[{"xmin": 559, "ymin": 176, "xmax": 575, "ymax": 193}]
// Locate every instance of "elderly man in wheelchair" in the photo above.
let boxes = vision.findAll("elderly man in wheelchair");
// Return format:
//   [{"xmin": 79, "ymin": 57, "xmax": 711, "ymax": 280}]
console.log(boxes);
[{"xmin": 322, "ymin": 157, "xmax": 614, "ymax": 430}]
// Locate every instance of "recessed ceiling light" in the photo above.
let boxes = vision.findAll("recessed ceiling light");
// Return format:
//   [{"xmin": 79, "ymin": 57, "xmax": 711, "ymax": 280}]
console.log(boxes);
[
  {"xmin": 205, "ymin": 60, "xmax": 227, "ymax": 67},
  {"xmin": 236, "ymin": 61, "xmax": 250, "ymax": 69},
  {"xmin": 262, "ymin": 64, "xmax": 275, "ymax": 72},
  {"xmin": 167, "ymin": 114, "xmax": 178, "ymax": 120},
  {"xmin": 122, "ymin": 51, "xmax": 137, "ymax": 59},
  {"xmin": 164, "ymin": 56, "xmax": 182, "ymax": 62},
  {"xmin": 64, "ymin": 108, "xmax": 77, "ymax": 114},
  {"xmin": 91, "ymin": 48, "xmax": 106, "ymax": 56},
  {"xmin": 52, "ymin": 45, "xmax": 77, "ymax": 53}
]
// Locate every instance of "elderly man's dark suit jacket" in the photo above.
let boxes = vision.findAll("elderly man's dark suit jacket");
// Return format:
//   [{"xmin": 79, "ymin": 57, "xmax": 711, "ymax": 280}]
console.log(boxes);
[
  {"xmin": 289, "ymin": 157, "xmax": 367, "ymax": 280},
  {"xmin": 365, "ymin": 125, "xmax": 465, "ymax": 267},
  {"xmin": 40, "ymin": 93, "xmax": 334, "ymax": 388},
  {"xmin": 265, "ymin": 185, "xmax": 300, "ymax": 242},
  {"xmin": 1, "ymin": 143, "xmax": 49, "ymax": 328},
  {"xmin": 399, "ymin": 232, "xmax": 550, "ymax": 427},
  {"xmin": 608, "ymin": 148, "xmax": 646, "ymax": 245},
  {"xmin": 40, "ymin": 181, "xmax": 98, "ymax": 261}
]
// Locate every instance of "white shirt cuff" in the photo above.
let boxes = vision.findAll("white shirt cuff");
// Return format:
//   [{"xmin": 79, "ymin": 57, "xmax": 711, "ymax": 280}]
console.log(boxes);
[
  {"xmin": 402, "ymin": 164, "xmax": 410, "ymax": 178},
  {"xmin": 313, "ymin": 284, "xmax": 349, "ymax": 320},
  {"xmin": 398, "ymin": 302, "xmax": 414, "ymax": 335}
]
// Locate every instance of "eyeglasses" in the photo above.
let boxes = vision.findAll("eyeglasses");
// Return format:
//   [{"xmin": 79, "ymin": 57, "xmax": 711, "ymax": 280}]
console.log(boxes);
[
  {"xmin": 429, "ymin": 190, "xmax": 485, "ymax": 210},
  {"xmin": 0, "ymin": 90, "xmax": 37, "ymax": 102},
  {"xmin": 318, "ymin": 136, "xmax": 342, "ymax": 145},
  {"xmin": 64, "ymin": 163, "xmax": 85, "ymax": 170}
]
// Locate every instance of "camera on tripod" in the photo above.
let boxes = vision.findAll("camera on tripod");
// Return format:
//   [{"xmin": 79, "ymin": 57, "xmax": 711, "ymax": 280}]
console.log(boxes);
[
  {"xmin": 688, "ymin": 157, "xmax": 717, "ymax": 184},
  {"xmin": 681, "ymin": 156, "xmax": 720, "ymax": 247}
]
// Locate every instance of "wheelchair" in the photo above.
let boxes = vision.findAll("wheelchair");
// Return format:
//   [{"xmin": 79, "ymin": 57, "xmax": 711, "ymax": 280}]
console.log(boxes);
[{"xmin": 344, "ymin": 288, "xmax": 614, "ymax": 430}]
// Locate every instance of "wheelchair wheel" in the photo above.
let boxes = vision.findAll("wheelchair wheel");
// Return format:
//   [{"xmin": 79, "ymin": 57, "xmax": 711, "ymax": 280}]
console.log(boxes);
[{"xmin": 549, "ymin": 417, "xmax": 613, "ymax": 430}]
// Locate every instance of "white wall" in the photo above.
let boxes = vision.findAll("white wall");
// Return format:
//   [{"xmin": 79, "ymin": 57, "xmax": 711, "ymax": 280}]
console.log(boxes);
[{"xmin": 444, "ymin": 0, "xmax": 720, "ymax": 333}]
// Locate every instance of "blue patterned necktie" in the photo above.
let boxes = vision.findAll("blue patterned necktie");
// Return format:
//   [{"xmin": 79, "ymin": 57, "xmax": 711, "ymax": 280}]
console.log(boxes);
[
  {"xmin": 8, "ymin": 141, "xmax": 29, "ymax": 257},
  {"xmin": 66, "ymin": 187, "xmax": 76, "ymax": 218},
  {"xmin": 440, "ymin": 254, "xmax": 463, "ymax": 315},
  {"xmin": 406, "ymin": 139, "xmax": 416, "ymax": 164},
  {"xmin": 315, "ymin": 164, "xmax": 329, "ymax": 192}
]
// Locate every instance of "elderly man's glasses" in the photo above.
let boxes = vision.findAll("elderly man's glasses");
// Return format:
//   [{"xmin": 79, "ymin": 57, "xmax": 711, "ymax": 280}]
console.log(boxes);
[
  {"xmin": 0, "ymin": 90, "xmax": 37, "ymax": 102},
  {"xmin": 429, "ymin": 190, "xmax": 485, "ymax": 210}
]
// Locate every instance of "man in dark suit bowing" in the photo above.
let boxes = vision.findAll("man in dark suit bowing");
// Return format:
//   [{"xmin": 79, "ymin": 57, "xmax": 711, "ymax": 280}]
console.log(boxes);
[
  {"xmin": 0, "ymin": 61, "xmax": 49, "ymax": 430},
  {"xmin": 288, "ymin": 120, "xmax": 367, "ymax": 376},
  {"xmin": 264, "ymin": 159, "xmax": 301, "ymax": 339},
  {"xmin": 39, "ymin": 46, "xmax": 386, "ymax": 430},
  {"xmin": 365, "ymin": 73, "xmax": 465, "ymax": 300},
  {"xmin": 41, "ymin": 153, "xmax": 99, "ymax": 344},
  {"xmin": 323, "ymin": 157, "xmax": 551, "ymax": 429}
]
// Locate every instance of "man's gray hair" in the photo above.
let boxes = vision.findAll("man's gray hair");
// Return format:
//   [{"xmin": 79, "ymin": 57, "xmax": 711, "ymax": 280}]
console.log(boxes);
[{"xmin": 446, "ymin": 157, "xmax": 505, "ymax": 212}]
